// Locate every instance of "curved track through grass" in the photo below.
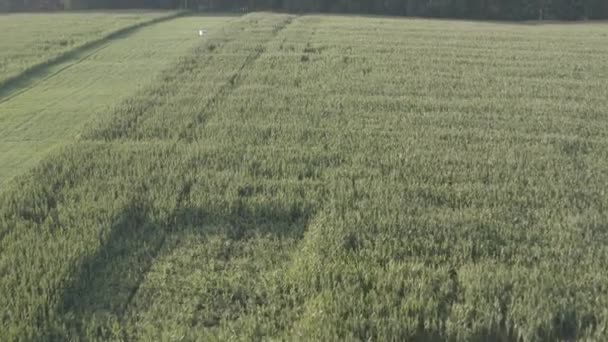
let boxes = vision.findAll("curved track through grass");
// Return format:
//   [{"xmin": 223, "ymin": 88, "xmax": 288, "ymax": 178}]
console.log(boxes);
[
  {"xmin": 1, "ymin": 12, "xmax": 608, "ymax": 341},
  {"xmin": 0, "ymin": 14, "xmax": 237, "ymax": 187},
  {"xmin": 0, "ymin": 11, "xmax": 175, "ymax": 90}
]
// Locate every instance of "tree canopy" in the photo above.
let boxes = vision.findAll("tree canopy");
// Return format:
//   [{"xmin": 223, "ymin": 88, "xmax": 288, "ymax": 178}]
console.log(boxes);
[{"xmin": 1, "ymin": 0, "xmax": 607, "ymax": 20}]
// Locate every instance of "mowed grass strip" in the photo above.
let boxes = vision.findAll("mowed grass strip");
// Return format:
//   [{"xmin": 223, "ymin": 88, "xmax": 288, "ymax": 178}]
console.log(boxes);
[
  {"xmin": 0, "ymin": 15, "xmax": 236, "ymax": 187},
  {"xmin": 0, "ymin": 11, "xmax": 173, "ymax": 89},
  {"xmin": 1, "ymin": 13, "xmax": 608, "ymax": 341}
]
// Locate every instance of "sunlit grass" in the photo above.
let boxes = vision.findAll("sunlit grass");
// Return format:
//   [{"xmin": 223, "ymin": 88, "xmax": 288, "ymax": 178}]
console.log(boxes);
[
  {"xmin": 0, "ymin": 14, "xmax": 234, "ymax": 187},
  {"xmin": 1, "ymin": 13, "xmax": 607, "ymax": 341},
  {"xmin": 0, "ymin": 11, "xmax": 175, "ymax": 87}
]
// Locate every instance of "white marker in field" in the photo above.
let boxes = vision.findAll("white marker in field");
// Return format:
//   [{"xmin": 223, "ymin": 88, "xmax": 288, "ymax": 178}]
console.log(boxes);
[{"xmin": 198, "ymin": 29, "xmax": 208, "ymax": 37}]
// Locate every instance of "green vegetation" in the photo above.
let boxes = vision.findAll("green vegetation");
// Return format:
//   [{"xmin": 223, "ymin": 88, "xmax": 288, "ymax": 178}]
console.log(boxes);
[
  {"xmin": 1, "ymin": 12, "xmax": 608, "ymax": 341},
  {"xmin": 3, "ymin": 0, "xmax": 608, "ymax": 20},
  {"xmin": 0, "ymin": 14, "xmax": 234, "ymax": 186},
  {"xmin": 0, "ymin": 11, "xmax": 173, "ymax": 89}
]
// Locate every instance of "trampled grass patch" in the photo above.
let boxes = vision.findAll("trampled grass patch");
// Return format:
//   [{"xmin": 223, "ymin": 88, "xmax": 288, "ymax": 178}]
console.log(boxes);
[{"xmin": 1, "ymin": 13, "xmax": 608, "ymax": 341}]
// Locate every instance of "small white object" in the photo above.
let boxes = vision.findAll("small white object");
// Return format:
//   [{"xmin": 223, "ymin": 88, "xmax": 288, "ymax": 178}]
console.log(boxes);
[{"xmin": 198, "ymin": 29, "xmax": 208, "ymax": 37}]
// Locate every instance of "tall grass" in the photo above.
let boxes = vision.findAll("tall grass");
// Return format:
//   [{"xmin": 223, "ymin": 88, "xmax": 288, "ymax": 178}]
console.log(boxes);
[{"xmin": 1, "ymin": 13, "xmax": 607, "ymax": 341}]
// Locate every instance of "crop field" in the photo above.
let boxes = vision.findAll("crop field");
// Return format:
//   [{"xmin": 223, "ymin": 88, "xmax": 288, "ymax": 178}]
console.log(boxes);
[
  {"xmin": 0, "ymin": 11, "xmax": 180, "ymax": 91},
  {"xmin": 0, "ymin": 14, "xmax": 235, "ymax": 187},
  {"xmin": 1, "ymin": 12, "xmax": 608, "ymax": 341},
  {"xmin": 0, "ymin": 11, "xmax": 176, "ymax": 89}
]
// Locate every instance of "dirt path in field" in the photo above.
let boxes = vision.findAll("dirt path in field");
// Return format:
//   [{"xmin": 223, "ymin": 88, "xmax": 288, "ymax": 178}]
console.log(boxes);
[{"xmin": 0, "ymin": 15, "xmax": 236, "ymax": 188}]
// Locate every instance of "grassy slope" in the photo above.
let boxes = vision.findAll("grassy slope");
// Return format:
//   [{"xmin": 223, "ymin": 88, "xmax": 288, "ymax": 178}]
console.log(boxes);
[
  {"xmin": 0, "ymin": 11, "xmax": 172, "ymax": 88},
  {"xmin": 0, "ymin": 15, "xmax": 235, "ymax": 187},
  {"xmin": 1, "ymin": 13, "xmax": 608, "ymax": 341}
]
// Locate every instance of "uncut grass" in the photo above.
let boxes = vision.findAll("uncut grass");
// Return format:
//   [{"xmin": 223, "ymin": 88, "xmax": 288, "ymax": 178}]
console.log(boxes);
[
  {"xmin": 1, "ymin": 13, "xmax": 608, "ymax": 341},
  {"xmin": 0, "ymin": 11, "xmax": 172, "ymax": 89}
]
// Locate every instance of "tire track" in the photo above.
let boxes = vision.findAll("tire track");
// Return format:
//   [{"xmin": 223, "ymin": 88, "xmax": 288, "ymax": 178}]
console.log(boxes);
[
  {"xmin": 178, "ymin": 16, "xmax": 296, "ymax": 142},
  {"xmin": 118, "ymin": 179, "xmax": 193, "ymax": 326},
  {"xmin": 0, "ymin": 12, "xmax": 183, "ymax": 104},
  {"xmin": 82, "ymin": 18, "xmax": 246, "ymax": 142},
  {"xmin": 0, "ymin": 44, "xmax": 112, "ymax": 107}
]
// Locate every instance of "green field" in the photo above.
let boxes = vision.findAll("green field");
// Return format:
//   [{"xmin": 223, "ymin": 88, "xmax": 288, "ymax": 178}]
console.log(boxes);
[
  {"xmin": 0, "ymin": 14, "xmax": 235, "ymax": 186},
  {"xmin": 0, "ymin": 11, "xmax": 176, "ymax": 89},
  {"xmin": 1, "ymin": 12, "xmax": 608, "ymax": 341}
]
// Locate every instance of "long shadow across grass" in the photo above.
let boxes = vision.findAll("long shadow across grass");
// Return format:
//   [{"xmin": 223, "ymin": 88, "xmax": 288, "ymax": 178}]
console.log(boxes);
[{"xmin": 56, "ymin": 189, "xmax": 314, "ymax": 339}]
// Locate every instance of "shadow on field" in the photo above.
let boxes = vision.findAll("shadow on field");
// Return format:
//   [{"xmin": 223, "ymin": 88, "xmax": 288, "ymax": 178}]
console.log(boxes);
[
  {"xmin": 57, "ymin": 195, "xmax": 312, "ymax": 339},
  {"xmin": 0, "ymin": 12, "xmax": 246, "ymax": 103},
  {"xmin": 0, "ymin": 13, "xmax": 181, "ymax": 103}
]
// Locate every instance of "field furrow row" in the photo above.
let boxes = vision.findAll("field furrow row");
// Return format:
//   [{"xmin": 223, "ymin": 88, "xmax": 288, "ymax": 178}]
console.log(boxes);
[{"xmin": 0, "ymin": 12, "xmax": 607, "ymax": 341}]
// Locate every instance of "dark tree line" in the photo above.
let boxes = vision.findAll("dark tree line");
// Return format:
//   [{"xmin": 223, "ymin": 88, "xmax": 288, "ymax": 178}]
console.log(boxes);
[
  {"xmin": 0, "ymin": 0, "xmax": 177, "ymax": 10},
  {"xmin": 2, "ymin": 0, "xmax": 608, "ymax": 20},
  {"xmin": 251, "ymin": 0, "xmax": 608, "ymax": 20}
]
